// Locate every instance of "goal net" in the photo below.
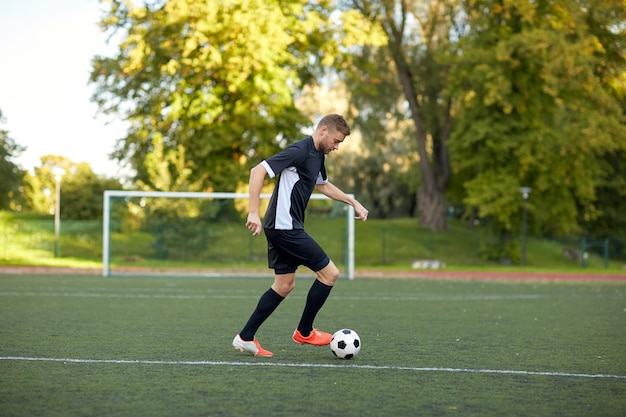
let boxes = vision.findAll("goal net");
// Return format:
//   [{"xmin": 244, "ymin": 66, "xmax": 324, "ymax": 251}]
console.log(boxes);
[{"xmin": 102, "ymin": 191, "xmax": 355, "ymax": 279}]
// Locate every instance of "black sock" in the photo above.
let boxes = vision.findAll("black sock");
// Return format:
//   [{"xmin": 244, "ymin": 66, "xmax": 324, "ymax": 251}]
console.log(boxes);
[
  {"xmin": 297, "ymin": 279, "xmax": 333, "ymax": 336},
  {"xmin": 239, "ymin": 288, "xmax": 284, "ymax": 341}
]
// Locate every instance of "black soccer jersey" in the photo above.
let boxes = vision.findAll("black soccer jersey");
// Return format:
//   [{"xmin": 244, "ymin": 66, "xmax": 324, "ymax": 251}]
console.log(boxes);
[{"xmin": 261, "ymin": 136, "xmax": 328, "ymax": 230}]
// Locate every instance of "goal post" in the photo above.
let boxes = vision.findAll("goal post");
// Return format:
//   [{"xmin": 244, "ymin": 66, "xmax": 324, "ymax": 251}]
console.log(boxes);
[{"xmin": 102, "ymin": 190, "xmax": 355, "ymax": 279}]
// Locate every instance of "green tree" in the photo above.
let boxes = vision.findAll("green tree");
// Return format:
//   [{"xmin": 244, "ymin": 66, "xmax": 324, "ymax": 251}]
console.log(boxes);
[
  {"xmin": 61, "ymin": 169, "xmax": 122, "ymax": 221},
  {"xmin": 0, "ymin": 110, "xmax": 26, "ymax": 211},
  {"xmin": 24, "ymin": 155, "xmax": 122, "ymax": 220},
  {"xmin": 308, "ymin": 20, "xmax": 417, "ymax": 218},
  {"xmin": 448, "ymin": 0, "xmax": 626, "ymax": 242},
  {"xmin": 580, "ymin": 0, "xmax": 626, "ymax": 246},
  {"xmin": 343, "ymin": 0, "xmax": 461, "ymax": 230},
  {"xmin": 91, "ymin": 0, "xmax": 344, "ymax": 192}
]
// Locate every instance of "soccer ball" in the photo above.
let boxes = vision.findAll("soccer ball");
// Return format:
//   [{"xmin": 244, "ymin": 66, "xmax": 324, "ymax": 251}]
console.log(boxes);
[{"xmin": 330, "ymin": 329, "xmax": 361, "ymax": 359}]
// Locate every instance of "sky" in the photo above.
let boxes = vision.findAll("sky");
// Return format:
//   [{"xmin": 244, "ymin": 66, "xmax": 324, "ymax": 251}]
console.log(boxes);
[{"xmin": 0, "ymin": 0, "xmax": 127, "ymax": 177}]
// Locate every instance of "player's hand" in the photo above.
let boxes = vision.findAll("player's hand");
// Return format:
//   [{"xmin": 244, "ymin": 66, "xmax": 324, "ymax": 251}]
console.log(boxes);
[
  {"xmin": 246, "ymin": 213, "xmax": 262, "ymax": 236},
  {"xmin": 354, "ymin": 202, "xmax": 368, "ymax": 221}
]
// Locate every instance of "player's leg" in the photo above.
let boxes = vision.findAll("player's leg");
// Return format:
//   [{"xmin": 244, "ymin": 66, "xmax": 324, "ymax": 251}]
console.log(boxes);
[
  {"xmin": 233, "ymin": 282, "xmax": 285, "ymax": 357},
  {"xmin": 263, "ymin": 229, "xmax": 335, "ymax": 346},
  {"xmin": 233, "ymin": 237, "xmax": 296, "ymax": 357},
  {"xmin": 271, "ymin": 272, "xmax": 296, "ymax": 297},
  {"xmin": 314, "ymin": 259, "xmax": 340, "ymax": 287},
  {"xmin": 293, "ymin": 260, "xmax": 338, "ymax": 346},
  {"xmin": 236, "ymin": 271, "xmax": 296, "ymax": 341},
  {"xmin": 238, "ymin": 274, "xmax": 294, "ymax": 341}
]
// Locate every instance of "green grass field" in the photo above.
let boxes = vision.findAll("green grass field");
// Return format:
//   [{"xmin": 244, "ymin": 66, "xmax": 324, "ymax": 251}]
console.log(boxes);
[{"xmin": 1, "ymin": 273, "xmax": 625, "ymax": 416}]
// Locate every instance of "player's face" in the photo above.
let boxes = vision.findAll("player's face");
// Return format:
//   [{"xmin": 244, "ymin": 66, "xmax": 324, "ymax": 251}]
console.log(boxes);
[{"xmin": 320, "ymin": 127, "xmax": 345, "ymax": 154}]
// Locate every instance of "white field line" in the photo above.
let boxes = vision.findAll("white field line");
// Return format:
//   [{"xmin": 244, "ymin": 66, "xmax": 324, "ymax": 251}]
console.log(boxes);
[
  {"xmin": 0, "ymin": 291, "xmax": 543, "ymax": 301},
  {"xmin": 1, "ymin": 356, "xmax": 624, "ymax": 380}
]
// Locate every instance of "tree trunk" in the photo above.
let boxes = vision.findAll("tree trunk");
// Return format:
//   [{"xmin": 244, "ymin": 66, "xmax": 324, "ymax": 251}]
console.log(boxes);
[
  {"xmin": 376, "ymin": 0, "xmax": 452, "ymax": 231},
  {"xmin": 391, "ymin": 43, "xmax": 449, "ymax": 231},
  {"xmin": 417, "ymin": 184, "xmax": 447, "ymax": 231}
]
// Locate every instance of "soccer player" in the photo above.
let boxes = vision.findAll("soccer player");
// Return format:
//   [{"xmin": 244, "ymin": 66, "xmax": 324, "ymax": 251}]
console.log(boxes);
[{"xmin": 233, "ymin": 114, "xmax": 369, "ymax": 357}]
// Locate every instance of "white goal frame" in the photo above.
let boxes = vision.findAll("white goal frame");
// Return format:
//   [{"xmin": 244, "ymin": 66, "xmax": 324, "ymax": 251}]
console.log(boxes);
[{"xmin": 102, "ymin": 190, "xmax": 355, "ymax": 279}]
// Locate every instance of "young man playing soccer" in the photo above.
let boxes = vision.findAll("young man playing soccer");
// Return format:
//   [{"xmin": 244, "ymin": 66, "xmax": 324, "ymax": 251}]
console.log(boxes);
[{"xmin": 233, "ymin": 114, "xmax": 369, "ymax": 357}]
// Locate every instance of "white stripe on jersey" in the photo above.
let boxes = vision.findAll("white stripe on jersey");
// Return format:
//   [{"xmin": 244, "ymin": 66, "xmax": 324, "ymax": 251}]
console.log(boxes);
[{"xmin": 275, "ymin": 166, "xmax": 299, "ymax": 229}]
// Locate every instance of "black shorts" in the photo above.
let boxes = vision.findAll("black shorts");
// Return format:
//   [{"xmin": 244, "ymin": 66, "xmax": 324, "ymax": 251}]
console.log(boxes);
[{"xmin": 263, "ymin": 229, "xmax": 330, "ymax": 274}]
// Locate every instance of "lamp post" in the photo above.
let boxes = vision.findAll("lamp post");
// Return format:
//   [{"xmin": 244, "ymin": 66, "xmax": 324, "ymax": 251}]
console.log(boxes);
[
  {"xmin": 52, "ymin": 167, "xmax": 66, "ymax": 258},
  {"xmin": 520, "ymin": 187, "xmax": 532, "ymax": 266}
]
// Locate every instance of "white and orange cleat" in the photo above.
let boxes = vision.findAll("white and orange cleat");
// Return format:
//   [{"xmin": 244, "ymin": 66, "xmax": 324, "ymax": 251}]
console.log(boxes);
[{"xmin": 232, "ymin": 334, "xmax": 273, "ymax": 357}]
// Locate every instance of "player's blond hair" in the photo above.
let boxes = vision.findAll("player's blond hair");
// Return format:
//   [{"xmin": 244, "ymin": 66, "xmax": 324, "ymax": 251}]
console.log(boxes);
[{"xmin": 317, "ymin": 114, "xmax": 350, "ymax": 136}]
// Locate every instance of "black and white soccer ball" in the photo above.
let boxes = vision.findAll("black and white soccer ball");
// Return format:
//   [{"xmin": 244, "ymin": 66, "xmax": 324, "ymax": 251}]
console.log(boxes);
[{"xmin": 330, "ymin": 329, "xmax": 361, "ymax": 359}]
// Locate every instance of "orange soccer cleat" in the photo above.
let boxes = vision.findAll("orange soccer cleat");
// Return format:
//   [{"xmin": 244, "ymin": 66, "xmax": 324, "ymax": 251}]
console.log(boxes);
[
  {"xmin": 232, "ymin": 334, "xmax": 273, "ymax": 357},
  {"xmin": 292, "ymin": 328, "xmax": 333, "ymax": 346}
]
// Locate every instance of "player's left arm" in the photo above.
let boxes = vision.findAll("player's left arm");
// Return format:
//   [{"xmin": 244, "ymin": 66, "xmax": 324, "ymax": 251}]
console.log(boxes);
[{"xmin": 315, "ymin": 182, "xmax": 369, "ymax": 221}]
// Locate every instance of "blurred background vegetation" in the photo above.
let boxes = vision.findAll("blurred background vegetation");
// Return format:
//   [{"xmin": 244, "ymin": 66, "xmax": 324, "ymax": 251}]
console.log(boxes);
[
  {"xmin": 0, "ymin": 0, "xmax": 624, "ymax": 268},
  {"xmin": 0, "ymin": 210, "xmax": 617, "ymax": 271}
]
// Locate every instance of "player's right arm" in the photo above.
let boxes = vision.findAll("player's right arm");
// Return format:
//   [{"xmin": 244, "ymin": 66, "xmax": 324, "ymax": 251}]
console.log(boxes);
[
  {"xmin": 246, "ymin": 163, "xmax": 267, "ymax": 236},
  {"xmin": 315, "ymin": 181, "xmax": 369, "ymax": 221}
]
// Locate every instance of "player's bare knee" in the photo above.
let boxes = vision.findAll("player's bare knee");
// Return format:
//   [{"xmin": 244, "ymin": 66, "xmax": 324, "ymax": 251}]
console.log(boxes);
[
  {"xmin": 317, "ymin": 263, "xmax": 340, "ymax": 286},
  {"xmin": 320, "ymin": 275, "xmax": 338, "ymax": 286},
  {"xmin": 272, "ymin": 281, "xmax": 295, "ymax": 297}
]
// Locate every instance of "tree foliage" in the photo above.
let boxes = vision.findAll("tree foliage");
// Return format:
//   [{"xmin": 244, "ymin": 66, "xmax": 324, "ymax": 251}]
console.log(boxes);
[
  {"xmin": 87, "ymin": 0, "xmax": 626, "ymax": 244},
  {"xmin": 343, "ymin": 0, "xmax": 461, "ymax": 230},
  {"xmin": 448, "ymin": 0, "xmax": 626, "ymax": 236},
  {"xmin": 91, "ymin": 0, "xmax": 345, "ymax": 192},
  {"xmin": 0, "ymin": 110, "xmax": 26, "ymax": 211},
  {"xmin": 24, "ymin": 155, "xmax": 122, "ymax": 220}
]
